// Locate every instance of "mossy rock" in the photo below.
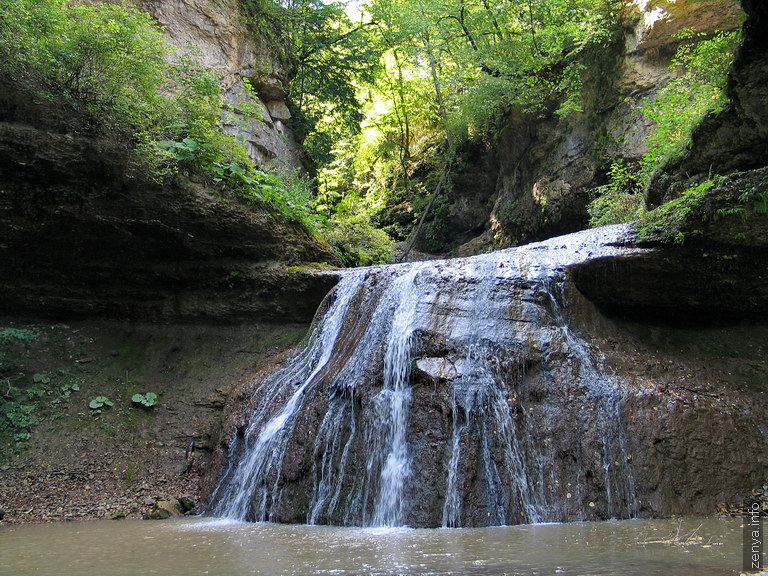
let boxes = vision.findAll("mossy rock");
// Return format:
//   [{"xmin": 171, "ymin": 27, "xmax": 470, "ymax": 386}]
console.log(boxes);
[{"xmin": 143, "ymin": 506, "xmax": 173, "ymax": 520}]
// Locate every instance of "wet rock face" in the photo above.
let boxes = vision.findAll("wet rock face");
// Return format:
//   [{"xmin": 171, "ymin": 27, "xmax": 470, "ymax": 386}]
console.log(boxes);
[
  {"xmin": 0, "ymin": 74, "xmax": 338, "ymax": 322},
  {"xmin": 206, "ymin": 226, "xmax": 767, "ymax": 527}
]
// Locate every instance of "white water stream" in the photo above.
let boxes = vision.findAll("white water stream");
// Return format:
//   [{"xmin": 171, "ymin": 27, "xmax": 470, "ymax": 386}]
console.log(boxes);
[{"xmin": 210, "ymin": 225, "xmax": 647, "ymax": 527}]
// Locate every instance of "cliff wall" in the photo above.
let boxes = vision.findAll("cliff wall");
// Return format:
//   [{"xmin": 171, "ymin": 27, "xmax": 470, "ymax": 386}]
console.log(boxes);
[
  {"xmin": 137, "ymin": 0, "xmax": 305, "ymax": 170},
  {"xmin": 0, "ymin": 0, "xmax": 338, "ymax": 322},
  {"xmin": 433, "ymin": 0, "xmax": 745, "ymax": 254}
]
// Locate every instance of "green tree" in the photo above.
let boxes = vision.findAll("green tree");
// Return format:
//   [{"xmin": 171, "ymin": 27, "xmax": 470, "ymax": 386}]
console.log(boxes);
[
  {"xmin": 276, "ymin": 0, "xmax": 383, "ymax": 166},
  {"xmin": 0, "ymin": 0, "xmax": 170, "ymax": 127},
  {"xmin": 305, "ymin": 0, "xmax": 622, "ymax": 254}
]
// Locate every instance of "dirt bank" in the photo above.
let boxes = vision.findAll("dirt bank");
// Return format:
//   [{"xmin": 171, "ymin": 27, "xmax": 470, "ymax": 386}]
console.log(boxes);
[{"xmin": 0, "ymin": 317, "xmax": 308, "ymax": 524}]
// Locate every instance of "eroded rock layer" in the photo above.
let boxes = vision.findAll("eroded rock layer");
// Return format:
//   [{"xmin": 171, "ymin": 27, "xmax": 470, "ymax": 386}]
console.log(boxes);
[
  {"xmin": 0, "ymin": 72, "xmax": 337, "ymax": 322},
  {"xmin": 206, "ymin": 225, "xmax": 767, "ymax": 527}
]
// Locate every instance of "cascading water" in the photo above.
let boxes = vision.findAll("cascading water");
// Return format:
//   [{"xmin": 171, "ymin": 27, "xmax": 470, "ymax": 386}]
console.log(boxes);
[
  {"xmin": 209, "ymin": 225, "xmax": 644, "ymax": 527},
  {"xmin": 210, "ymin": 274, "xmax": 366, "ymax": 521},
  {"xmin": 542, "ymin": 276, "xmax": 639, "ymax": 519}
]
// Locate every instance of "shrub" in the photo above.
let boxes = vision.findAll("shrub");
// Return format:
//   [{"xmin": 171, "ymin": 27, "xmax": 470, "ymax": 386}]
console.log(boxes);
[
  {"xmin": 0, "ymin": 0, "xmax": 170, "ymax": 126},
  {"xmin": 0, "ymin": 328, "xmax": 39, "ymax": 346},
  {"xmin": 0, "ymin": 366, "xmax": 80, "ymax": 454},
  {"xmin": 587, "ymin": 160, "xmax": 645, "ymax": 226},
  {"xmin": 324, "ymin": 215, "xmax": 395, "ymax": 266},
  {"xmin": 0, "ymin": 0, "xmax": 320, "ymax": 231}
]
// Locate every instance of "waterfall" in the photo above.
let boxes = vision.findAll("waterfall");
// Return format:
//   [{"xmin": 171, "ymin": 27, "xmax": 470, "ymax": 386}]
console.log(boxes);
[
  {"xmin": 543, "ymin": 277, "xmax": 639, "ymax": 519},
  {"xmin": 208, "ymin": 225, "xmax": 642, "ymax": 527},
  {"xmin": 209, "ymin": 273, "xmax": 366, "ymax": 520}
]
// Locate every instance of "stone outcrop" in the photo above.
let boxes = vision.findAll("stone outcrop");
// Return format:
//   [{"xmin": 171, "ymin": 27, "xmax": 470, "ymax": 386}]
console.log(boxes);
[
  {"xmin": 135, "ymin": 0, "xmax": 305, "ymax": 170},
  {"xmin": 0, "ymin": 71, "xmax": 337, "ymax": 322},
  {"xmin": 647, "ymin": 0, "xmax": 768, "ymax": 204},
  {"xmin": 424, "ymin": 0, "xmax": 744, "ymax": 254},
  {"xmin": 573, "ymin": 167, "xmax": 768, "ymax": 324}
]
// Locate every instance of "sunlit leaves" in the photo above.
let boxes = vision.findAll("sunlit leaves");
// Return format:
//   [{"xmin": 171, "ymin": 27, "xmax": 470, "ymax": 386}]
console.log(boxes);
[
  {"xmin": 270, "ymin": 0, "xmax": 384, "ymax": 164},
  {"xmin": 640, "ymin": 29, "xmax": 742, "ymax": 180},
  {"xmin": 0, "ymin": 0, "xmax": 170, "ymax": 127},
  {"xmin": 358, "ymin": 0, "xmax": 622, "ymax": 143},
  {"xmin": 291, "ymin": 0, "xmax": 624, "ymax": 251}
]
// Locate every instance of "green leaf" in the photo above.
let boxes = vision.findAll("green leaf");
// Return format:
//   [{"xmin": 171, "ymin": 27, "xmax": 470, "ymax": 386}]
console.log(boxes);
[
  {"xmin": 89, "ymin": 396, "xmax": 113, "ymax": 409},
  {"xmin": 131, "ymin": 392, "xmax": 158, "ymax": 407}
]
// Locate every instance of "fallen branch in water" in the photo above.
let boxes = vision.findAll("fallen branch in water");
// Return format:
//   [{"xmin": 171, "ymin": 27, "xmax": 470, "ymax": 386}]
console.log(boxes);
[{"xmin": 638, "ymin": 520, "xmax": 707, "ymax": 547}]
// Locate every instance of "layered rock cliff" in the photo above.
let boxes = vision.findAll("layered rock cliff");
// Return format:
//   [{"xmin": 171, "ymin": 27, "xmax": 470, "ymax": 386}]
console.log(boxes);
[
  {"xmin": 136, "ymin": 0, "xmax": 305, "ymax": 170},
  {"xmin": 423, "ymin": 0, "xmax": 745, "ymax": 254},
  {"xmin": 0, "ymin": 0, "xmax": 338, "ymax": 322},
  {"xmin": 575, "ymin": 0, "xmax": 768, "ymax": 324},
  {"xmin": 647, "ymin": 0, "xmax": 768, "ymax": 203}
]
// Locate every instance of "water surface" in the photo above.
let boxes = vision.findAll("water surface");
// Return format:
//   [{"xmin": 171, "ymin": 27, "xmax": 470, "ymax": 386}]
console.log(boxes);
[{"xmin": 0, "ymin": 517, "xmax": 745, "ymax": 575}]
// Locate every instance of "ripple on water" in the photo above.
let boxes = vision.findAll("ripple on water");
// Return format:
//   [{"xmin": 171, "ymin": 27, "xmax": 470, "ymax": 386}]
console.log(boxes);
[{"xmin": 1, "ymin": 510, "xmax": 744, "ymax": 575}]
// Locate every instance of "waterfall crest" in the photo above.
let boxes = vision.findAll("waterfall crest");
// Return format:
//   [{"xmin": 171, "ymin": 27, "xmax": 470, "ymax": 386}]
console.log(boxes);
[{"xmin": 209, "ymin": 225, "xmax": 643, "ymax": 527}]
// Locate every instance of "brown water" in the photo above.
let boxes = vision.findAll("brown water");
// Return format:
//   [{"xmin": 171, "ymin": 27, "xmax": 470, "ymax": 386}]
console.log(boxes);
[{"xmin": 0, "ymin": 517, "xmax": 746, "ymax": 575}]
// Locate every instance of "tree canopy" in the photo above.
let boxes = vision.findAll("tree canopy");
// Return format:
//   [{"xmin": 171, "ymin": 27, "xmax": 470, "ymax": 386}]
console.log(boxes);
[
  {"xmin": 270, "ymin": 0, "xmax": 627, "ymax": 260},
  {"xmin": 0, "ymin": 0, "xmax": 744, "ymax": 262}
]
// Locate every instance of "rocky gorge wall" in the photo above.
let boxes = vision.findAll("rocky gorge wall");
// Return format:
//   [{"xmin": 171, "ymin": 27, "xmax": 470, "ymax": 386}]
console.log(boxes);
[
  {"xmin": 136, "ymin": 0, "xmax": 305, "ymax": 170},
  {"xmin": 0, "ymin": 0, "xmax": 342, "ymax": 518},
  {"xmin": 432, "ymin": 0, "xmax": 746, "ymax": 254},
  {"xmin": 0, "ymin": 0, "xmax": 337, "ymax": 322},
  {"xmin": 647, "ymin": 0, "xmax": 768, "ymax": 204}
]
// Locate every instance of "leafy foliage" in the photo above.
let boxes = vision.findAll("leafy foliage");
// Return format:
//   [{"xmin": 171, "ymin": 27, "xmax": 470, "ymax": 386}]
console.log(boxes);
[
  {"xmin": 0, "ymin": 329, "xmax": 39, "ymax": 347},
  {"xmin": 588, "ymin": 28, "xmax": 741, "ymax": 234},
  {"xmin": 0, "ymin": 0, "xmax": 322, "ymax": 231},
  {"xmin": 288, "ymin": 1, "xmax": 382, "ymax": 166},
  {"xmin": 0, "ymin": 0, "xmax": 171, "ymax": 131},
  {"xmin": 323, "ymin": 215, "xmax": 395, "ymax": 266},
  {"xmin": 131, "ymin": 392, "xmax": 158, "ymax": 408},
  {"xmin": 639, "ymin": 29, "xmax": 742, "ymax": 181},
  {"xmin": 288, "ymin": 0, "xmax": 624, "ymax": 254},
  {"xmin": 713, "ymin": 184, "xmax": 768, "ymax": 221},
  {"xmin": 637, "ymin": 179, "xmax": 718, "ymax": 244},
  {"xmin": 241, "ymin": 0, "xmax": 383, "ymax": 168},
  {"xmin": 588, "ymin": 160, "xmax": 645, "ymax": 227},
  {"xmin": 1, "ymin": 0, "xmax": 744, "ymax": 259},
  {"xmin": 1, "ymin": 366, "xmax": 81, "ymax": 454},
  {"xmin": 89, "ymin": 396, "xmax": 114, "ymax": 410}
]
